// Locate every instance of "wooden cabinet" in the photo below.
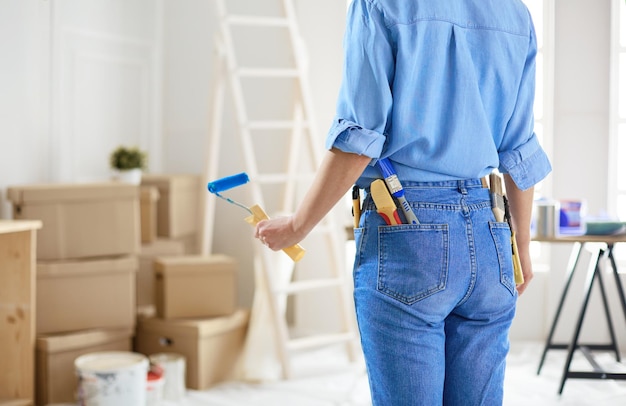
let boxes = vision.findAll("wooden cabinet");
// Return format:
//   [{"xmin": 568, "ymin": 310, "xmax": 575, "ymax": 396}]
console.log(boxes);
[{"xmin": 0, "ymin": 220, "xmax": 42, "ymax": 405}]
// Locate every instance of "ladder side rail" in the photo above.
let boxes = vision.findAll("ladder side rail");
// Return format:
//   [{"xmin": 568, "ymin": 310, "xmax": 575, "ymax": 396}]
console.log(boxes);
[
  {"xmin": 282, "ymin": 102, "xmax": 305, "ymax": 214},
  {"xmin": 257, "ymin": 249, "xmax": 296, "ymax": 378}
]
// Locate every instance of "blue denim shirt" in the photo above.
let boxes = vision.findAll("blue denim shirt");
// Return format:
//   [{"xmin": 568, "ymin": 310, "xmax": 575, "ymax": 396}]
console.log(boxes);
[{"xmin": 326, "ymin": 0, "xmax": 552, "ymax": 191}]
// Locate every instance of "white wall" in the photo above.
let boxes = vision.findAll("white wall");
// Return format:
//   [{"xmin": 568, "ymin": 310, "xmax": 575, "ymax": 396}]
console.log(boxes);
[{"xmin": 0, "ymin": 1, "xmax": 51, "ymax": 217}]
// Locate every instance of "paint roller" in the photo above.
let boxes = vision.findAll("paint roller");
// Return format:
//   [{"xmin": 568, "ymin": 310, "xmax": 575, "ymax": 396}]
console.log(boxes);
[{"xmin": 207, "ymin": 172, "xmax": 306, "ymax": 262}]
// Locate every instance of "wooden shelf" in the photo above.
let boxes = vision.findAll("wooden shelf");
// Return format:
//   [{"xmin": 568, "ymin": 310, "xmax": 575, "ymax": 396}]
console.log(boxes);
[{"xmin": 0, "ymin": 220, "xmax": 41, "ymax": 405}]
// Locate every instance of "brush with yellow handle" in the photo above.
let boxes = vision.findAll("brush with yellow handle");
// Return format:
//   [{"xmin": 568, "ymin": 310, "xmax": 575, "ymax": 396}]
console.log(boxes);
[{"xmin": 207, "ymin": 172, "xmax": 305, "ymax": 262}]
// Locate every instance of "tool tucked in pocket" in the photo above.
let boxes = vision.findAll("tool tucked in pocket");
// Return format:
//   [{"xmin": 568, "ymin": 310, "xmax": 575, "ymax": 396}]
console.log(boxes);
[
  {"xmin": 487, "ymin": 173, "xmax": 524, "ymax": 285},
  {"xmin": 370, "ymin": 179, "xmax": 402, "ymax": 225}
]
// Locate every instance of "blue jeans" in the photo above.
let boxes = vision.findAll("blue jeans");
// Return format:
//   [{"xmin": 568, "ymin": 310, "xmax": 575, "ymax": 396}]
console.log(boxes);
[{"xmin": 353, "ymin": 179, "xmax": 517, "ymax": 406}]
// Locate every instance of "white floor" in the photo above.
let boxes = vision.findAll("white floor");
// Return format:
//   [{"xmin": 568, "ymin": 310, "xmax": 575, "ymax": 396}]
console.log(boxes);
[{"xmin": 157, "ymin": 341, "xmax": 626, "ymax": 406}]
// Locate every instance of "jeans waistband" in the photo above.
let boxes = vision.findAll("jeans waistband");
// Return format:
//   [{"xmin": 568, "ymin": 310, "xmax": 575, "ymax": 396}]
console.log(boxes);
[
  {"xmin": 361, "ymin": 178, "xmax": 487, "ymax": 211},
  {"xmin": 363, "ymin": 178, "xmax": 484, "ymax": 193}
]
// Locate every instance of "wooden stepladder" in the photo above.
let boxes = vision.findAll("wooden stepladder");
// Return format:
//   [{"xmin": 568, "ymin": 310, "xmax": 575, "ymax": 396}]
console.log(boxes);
[{"xmin": 200, "ymin": 0, "xmax": 361, "ymax": 380}]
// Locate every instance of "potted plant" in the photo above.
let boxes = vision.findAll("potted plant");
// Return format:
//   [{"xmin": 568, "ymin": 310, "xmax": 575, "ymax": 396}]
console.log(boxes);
[{"xmin": 110, "ymin": 145, "xmax": 147, "ymax": 185}]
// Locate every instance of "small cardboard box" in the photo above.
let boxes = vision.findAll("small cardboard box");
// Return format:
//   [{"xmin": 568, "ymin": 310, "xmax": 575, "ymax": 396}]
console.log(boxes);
[
  {"xmin": 37, "ymin": 256, "xmax": 138, "ymax": 334},
  {"xmin": 7, "ymin": 182, "xmax": 140, "ymax": 260},
  {"xmin": 137, "ymin": 239, "xmax": 186, "ymax": 310},
  {"xmin": 141, "ymin": 174, "xmax": 201, "ymax": 238},
  {"xmin": 155, "ymin": 255, "xmax": 237, "ymax": 319},
  {"xmin": 35, "ymin": 327, "xmax": 133, "ymax": 406},
  {"xmin": 140, "ymin": 186, "xmax": 160, "ymax": 244},
  {"xmin": 134, "ymin": 309, "xmax": 249, "ymax": 390}
]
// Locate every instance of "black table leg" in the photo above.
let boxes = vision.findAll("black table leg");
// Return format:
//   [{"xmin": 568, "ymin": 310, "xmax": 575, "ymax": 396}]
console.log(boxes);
[
  {"xmin": 558, "ymin": 247, "xmax": 604, "ymax": 394},
  {"xmin": 537, "ymin": 242, "xmax": 584, "ymax": 375}
]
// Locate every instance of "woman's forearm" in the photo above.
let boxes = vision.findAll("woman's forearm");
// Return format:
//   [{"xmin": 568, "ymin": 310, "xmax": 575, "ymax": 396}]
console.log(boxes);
[{"xmin": 255, "ymin": 148, "xmax": 371, "ymax": 250}]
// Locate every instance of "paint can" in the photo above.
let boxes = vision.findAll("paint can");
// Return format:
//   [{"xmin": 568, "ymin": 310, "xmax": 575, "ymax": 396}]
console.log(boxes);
[
  {"xmin": 75, "ymin": 351, "xmax": 149, "ymax": 406},
  {"xmin": 534, "ymin": 200, "xmax": 560, "ymax": 238},
  {"xmin": 149, "ymin": 353, "xmax": 186, "ymax": 402}
]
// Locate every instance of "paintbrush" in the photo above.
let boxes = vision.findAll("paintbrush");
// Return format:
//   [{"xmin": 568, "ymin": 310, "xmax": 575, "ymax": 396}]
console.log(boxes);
[{"xmin": 489, "ymin": 173, "xmax": 505, "ymax": 222}]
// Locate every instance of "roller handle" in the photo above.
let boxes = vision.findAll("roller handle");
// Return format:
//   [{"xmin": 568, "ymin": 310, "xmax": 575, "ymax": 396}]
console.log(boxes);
[{"xmin": 243, "ymin": 204, "xmax": 306, "ymax": 262}]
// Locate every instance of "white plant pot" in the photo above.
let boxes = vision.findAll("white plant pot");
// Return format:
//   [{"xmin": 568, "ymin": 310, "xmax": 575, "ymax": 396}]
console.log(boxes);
[{"xmin": 113, "ymin": 168, "xmax": 142, "ymax": 185}]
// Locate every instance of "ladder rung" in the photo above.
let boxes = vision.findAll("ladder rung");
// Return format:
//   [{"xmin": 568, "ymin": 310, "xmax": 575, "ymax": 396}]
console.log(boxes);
[
  {"xmin": 273, "ymin": 278, "xmax": 343, "ymax": 295},
  {"xmin": 227, "ymin": 15, "xmax": 289, "ymax": 27},
  {"xmin": 237, "ymin": 68, "xmax": 299, "ymax": 78},
  {"xmin": 287, "ymin": 333, "xmax": 356, "ymax": 352},
  {"xmin": 247, "ymin": 120, "xmax": 309, "ymax": 130}
]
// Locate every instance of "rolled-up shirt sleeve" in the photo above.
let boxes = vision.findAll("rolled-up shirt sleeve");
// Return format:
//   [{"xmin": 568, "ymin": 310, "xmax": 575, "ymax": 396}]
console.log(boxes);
[
  {"xmin": 499, "ymin": 134, "xmax": 551, "ymax": 191},
  {"xmin": 325, "ymin": 0, "xmax": 394, "ymax": 159},
  {"xmin": 325, "ymin": 118, "xmax": 386, "ymax": 158}
]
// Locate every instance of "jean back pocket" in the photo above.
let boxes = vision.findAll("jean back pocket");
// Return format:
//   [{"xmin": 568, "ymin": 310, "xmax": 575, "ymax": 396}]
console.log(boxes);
[{"xmin": 377, "ymin": 224, "xmax": 449, "ymax": 305}]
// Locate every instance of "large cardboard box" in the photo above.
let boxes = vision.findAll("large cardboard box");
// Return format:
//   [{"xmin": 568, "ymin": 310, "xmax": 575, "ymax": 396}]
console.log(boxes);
[
  {"xmin": 37, "ymin": 256, "xmax": 137, "ymax": 334},
  {"xmin": 135, "ymin": 309, "xmax": 249, "ymax": 390},
  {"xmin": 137, "ymin": 239, "xmax": 186, "ymax": 310},
  {"xmin": 141, "ymin": 174, "xmax": 201, "ymax": 239},
  {"xmin": 155, "ymin": 255, "xmax": 237, "ymax": 319},
  {"xmin": 35, "ymin": 328, "xmax": 133, "ymax": 406},
  {"xmin": 7, "ymin": 182, "xmax": 140, "ymax": 260},
  {"xmin": 140, "ymin": 186, "xmax": 160, "ymax": 244}
]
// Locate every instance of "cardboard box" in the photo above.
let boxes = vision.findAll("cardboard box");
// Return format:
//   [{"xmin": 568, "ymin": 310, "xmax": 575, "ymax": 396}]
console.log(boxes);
[
  {"xmin": 140, "ymin": 186, "xmax": 160, "ymax": 244},
  {"xmin": 155, "ymin": 255, "xmax": 237, "ymax": 319},
  {"xmin": 141, "ymin": 174, "xmax": 201, "ymax": 238},
  {"xmin": 37, "ymin": 256, "xmax": 137, "ymax": 334},
  {"xmin": 137, "ymin": 239, "xmax": 186, "ymax": 309},
  {"xmin": 134, "ymin": 309, "xmax": 249, "ymax": 390},
  {"xmin": 36, "ymin": 328, "xmax": 133, "ymax": 406},
  {"xmin": 173, "ymin": 232, "xmax": 200, "ymax": 255},
  {"xmin": 7, "ymin": 182, "xmax": 140, "ymax": 260}
]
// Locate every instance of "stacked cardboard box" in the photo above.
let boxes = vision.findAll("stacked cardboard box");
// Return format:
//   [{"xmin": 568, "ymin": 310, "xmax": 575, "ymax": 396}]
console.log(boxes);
[
  {"xmin": 137, "ymin": 173, "xmax": 203, "ymax": 318},
  {"xmin": 135, "ymin": 255, "xmax": 249, "ymax": 390},
  {"xmin": 7, "ymin": 182, "xmax": 141, "ymax": 406},
  {"xmin": 136, "ymin": 238, "xmax": 186, "ymax": 319},
  {"xmin": 141, "ymin": 174, "xmax": 202, "ymax": 254},
  {"xmin": 140, "ymin": 185, "xmax": 160, "ymax": 244}
]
